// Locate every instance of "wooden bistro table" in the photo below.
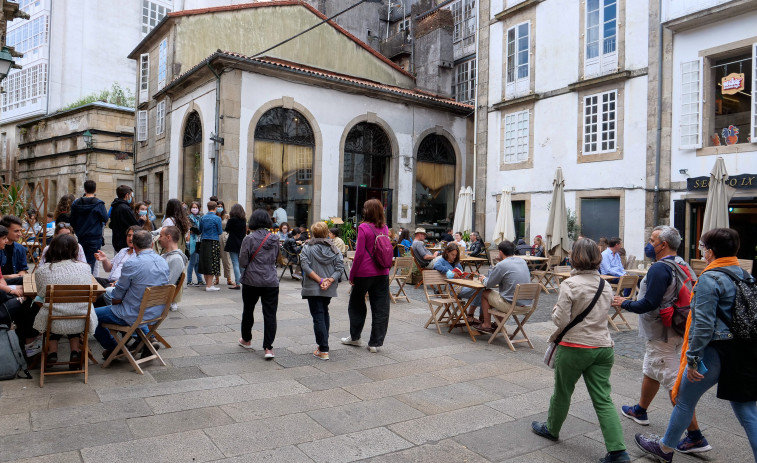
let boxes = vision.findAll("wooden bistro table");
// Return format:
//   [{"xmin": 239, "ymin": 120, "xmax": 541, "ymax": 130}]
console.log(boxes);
[
  {"xmin": 460, "ymin": 256, "xmax": 488, "ymax": 273},
  {"xmin": 23, "ymin": 274, "xmax": 106, "ymax": 297},
  {"xmin": 445, "ymin": 278, "xmax": 485, "ymax": 342},
  {"xmin": 516, "ymin": 255, "xmax": 548, "ymax": 271},
  {"xmin": 626, "ymin": 268, "xmax": 649, "ymax": 278}
]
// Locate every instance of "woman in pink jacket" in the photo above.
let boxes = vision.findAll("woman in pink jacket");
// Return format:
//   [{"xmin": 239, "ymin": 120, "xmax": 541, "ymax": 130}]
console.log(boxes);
[{"xmin": 341, "ymin": 199, "xmax": 391, "ymax": 353}]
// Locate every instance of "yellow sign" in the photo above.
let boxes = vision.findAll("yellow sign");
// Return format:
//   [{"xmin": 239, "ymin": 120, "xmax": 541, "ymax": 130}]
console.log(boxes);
[{"xmin": 721, "ymin": 72, "xmax": 745, "ymax": 95}]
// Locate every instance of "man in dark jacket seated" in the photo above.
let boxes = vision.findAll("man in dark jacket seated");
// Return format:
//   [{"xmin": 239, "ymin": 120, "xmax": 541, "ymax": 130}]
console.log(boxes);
[
  {"xmin": 515, "ymin": 238, "xmax": 532, "ymax": 255},
  {"xmin": 468, "ymin": 232, "xmax": 485, "ymax": 257}
]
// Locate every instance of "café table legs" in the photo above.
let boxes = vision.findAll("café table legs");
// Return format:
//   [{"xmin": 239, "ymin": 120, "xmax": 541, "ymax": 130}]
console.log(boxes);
[{"xmin": 447, "ymin": 285, "xmax": 483, "ymax": 343}]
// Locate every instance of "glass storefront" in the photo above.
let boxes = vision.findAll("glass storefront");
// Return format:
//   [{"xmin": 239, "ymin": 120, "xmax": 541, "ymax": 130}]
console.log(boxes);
[
  {"xmin": 251, "ymin": 108, "xmax": 314, "ymax": 228},
  {"xmin": 342, "ymin": 122, "xmax": 392, "ymax": 226},
  {"xmin": 415, "ymin": 134, "xmax": 456, "ymax": 236}
]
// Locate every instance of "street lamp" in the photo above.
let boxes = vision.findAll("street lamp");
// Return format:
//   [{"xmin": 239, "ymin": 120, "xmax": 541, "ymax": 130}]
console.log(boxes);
[
  {"xmin": 83, "ymin": 130, "xmax": 93, "ymax": 148},
  {"xmin": 0, "ymin": 47, "xmax": 15, "ymax": 81}
]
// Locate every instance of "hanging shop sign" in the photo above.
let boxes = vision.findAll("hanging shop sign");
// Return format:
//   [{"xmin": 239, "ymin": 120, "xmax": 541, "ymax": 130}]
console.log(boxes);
[
  {"xmin": 687, "ymin": 173, "xmax": 757, "ymax": 191},
  {"xmin": 721, "ymin": 73, "xmax": 745, "ymax": 95}
]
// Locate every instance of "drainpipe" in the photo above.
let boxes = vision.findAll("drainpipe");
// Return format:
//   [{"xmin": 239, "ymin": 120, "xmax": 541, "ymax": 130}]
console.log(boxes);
[
  {"xmin": 653, "ymin": 0, "xmax": 663, "ymax": 226},
  {"xmin": 471, "ymin": 2, "xmax": 480, "ymax": 233},
  {"xmin": 207, "ymin": 62, "xmax": 221, "ymax": 197}
]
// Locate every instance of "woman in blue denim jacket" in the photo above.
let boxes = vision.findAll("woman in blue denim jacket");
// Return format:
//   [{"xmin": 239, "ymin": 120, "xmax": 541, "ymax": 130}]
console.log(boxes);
[
  {"xmin": 434, "ymin": 243, "xmax": 481, "ymax": 324},
  {"xmin": 636, "ymin": 228, "xmax": 757, "ymax": 462}
]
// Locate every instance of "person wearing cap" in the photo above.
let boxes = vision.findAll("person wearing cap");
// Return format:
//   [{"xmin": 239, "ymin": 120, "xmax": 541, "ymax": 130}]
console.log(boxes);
[
  {"xmin": 410, "ymin": 228, "xmax": 439, "ymax": 268},
  {"xmin": 532, "ymin": 235, "xmax": 545, "ymax": 257}
]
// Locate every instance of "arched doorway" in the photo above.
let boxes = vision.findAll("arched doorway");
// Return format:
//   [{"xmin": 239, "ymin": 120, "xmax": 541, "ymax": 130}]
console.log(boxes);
[
  {"xmin": 342, "ymin": 122, "xmax": 392, "ymax": 226},
  {"xmin": 181, "ymin": 111, "xmax": 203, "ymax": 204},
  {"xmin": 252, "ymin": 107, "xmax": 315, "ymax": 227},
  {"xmin": 415, "ymin": 134, "xmax": 456, "ymax": 232}
]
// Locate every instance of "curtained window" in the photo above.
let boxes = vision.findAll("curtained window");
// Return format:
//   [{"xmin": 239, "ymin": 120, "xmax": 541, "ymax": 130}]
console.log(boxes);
[{"xmin": 415, "ymin": 135, "xmax": 456, "ymax": 225}]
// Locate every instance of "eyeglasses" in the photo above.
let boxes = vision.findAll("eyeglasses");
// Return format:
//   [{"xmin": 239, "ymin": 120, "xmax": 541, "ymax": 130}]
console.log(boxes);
[{"xmin": 58, "ymin": 222, "xmax": 71, "ymax": 228}]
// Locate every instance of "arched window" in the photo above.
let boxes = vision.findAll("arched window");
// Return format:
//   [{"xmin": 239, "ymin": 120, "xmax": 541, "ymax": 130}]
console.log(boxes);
[
  {"xmin": 342, "ymin": 122, "xmax": 392, "ymax": 224},
  {"xmin": 252, "ymin": 108, "xmax": 315, "ymax": 227},
  {"xmin": 415, "ymin": 134, "xmax": 456, "ymax": 227},
  {"xmin": 181, "ymin": 111, "xmax": 203, "ymax": 203}
]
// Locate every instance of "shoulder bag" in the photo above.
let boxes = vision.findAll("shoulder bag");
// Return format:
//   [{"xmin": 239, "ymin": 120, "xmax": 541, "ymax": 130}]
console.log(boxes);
[{"xmin": 543, "ymin": 279, "xmax": 605, "ymax": 368}]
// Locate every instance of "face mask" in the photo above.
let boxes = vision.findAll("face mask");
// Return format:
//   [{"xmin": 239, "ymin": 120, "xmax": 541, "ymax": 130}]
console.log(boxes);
[
  {"xmin": 127, "ymin": 196, "xmax": 132, "ymax": 204},
  {"xmin": 217, "ymin": 207, "xmax": 223, "ymax": 213},
  {"xmin": 139, "ymin": 210, "xmax": 147, "ymax": 216},
  {"xmin": 191, "ymin": 208, "xmax": 199, "ymax": 215},
  {"xmin": 644, "ymin": 243, "xmax": 657, "ymax": 260}
]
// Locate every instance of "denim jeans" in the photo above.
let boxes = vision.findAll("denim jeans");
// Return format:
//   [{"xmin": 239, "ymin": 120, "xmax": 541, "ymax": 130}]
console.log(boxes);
[
  {"xmin": 348, "ymin": 275, "xmax": 390, "ymax": 347},
  {"xmin": 661, "ymin": 345, "xmax": 757, "ymax": 459},
  {"xmin": 307, "ymin": 296, "xmax": 331, "ymax": 352},
  {"xmin": 229, "ymin": 252, "xmax": 241, "ymax": 285},
  {"xmin": 80, "ymin": 239, "xmax": 102, "ymax": 273},
  {"xmin": 93, "ymin": 306, "xmax": 148, "ymax": 351},
  {"xmin": 187, "ymin": 251, "xmax": 203, "ymax": 284},
  {"xmin": 241, "ymin": 285, "xmax": 278, "ymax": 350}
]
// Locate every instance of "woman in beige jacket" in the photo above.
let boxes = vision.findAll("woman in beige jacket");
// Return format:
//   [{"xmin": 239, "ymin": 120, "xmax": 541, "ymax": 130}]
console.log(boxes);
[{"xmin": 531, "ymin": 238, "xmax": 629, "ymax": 463}]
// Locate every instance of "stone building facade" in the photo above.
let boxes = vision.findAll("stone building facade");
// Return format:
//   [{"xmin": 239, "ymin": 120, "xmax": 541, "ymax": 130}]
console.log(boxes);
[{"xmin": 16, "ymin": 102, "xmax": 135, "ymax": 205}]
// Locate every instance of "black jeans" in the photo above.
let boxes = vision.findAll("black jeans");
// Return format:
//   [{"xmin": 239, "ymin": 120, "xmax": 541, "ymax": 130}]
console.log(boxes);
[
  {"xmin": 241, "ymin": 285, "xmax": 278, "ymax": 350},
  {"xmin": 306, "ymin": 296, "xmax": 331, "ymax": 352},
  {"xmin": 348, "ymin": 275, "xmax": 390, "ymax": 347},
  {"xmin": 1, "ymin": 297, "xmax": 39, "ymax": 340}
]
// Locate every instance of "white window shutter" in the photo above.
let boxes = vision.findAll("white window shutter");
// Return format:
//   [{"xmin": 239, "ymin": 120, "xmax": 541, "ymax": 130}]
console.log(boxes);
[
  {"xmin": 137, "ymin": 110, "xmax": 147, "ymax": 142},
  {"xmin": 751, "ymin": 42, "xmax": 757, "ymax": 143},
  {"xmin": 679, "ymin": 58, "xmax": 703, "ymax": 149}
]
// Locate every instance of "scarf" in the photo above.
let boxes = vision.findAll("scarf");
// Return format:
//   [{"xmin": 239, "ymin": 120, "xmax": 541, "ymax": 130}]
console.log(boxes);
[{"xmin": 671, "ymin": 256, "xmax": 740, "ymax": 401}]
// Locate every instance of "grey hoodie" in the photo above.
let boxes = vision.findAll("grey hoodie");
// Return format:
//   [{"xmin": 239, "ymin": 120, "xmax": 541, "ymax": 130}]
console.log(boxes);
[
  {"xmin": 163, "ymin": 249, "xmax": 189, "ymax": 286},
  {"xmin": 239, "ymin": 229, "xmax": 280, "ymax": 287},
  {"xmin": 299, "ymin": 238, "xmax": 344, "ymax": 298}
]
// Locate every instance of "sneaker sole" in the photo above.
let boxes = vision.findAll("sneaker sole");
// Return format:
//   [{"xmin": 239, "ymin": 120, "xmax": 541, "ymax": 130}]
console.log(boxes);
[
  {"xmin": 621, "ymin": 409, "xmax": 650, "ymax": 426},
  {"xmin": 676, "ymin": 444, "xmax": 712, "ymax": 454},
  {"xmin": 238, "ymin": 340, "xmax": 255, "ymax": 350},
  {"xmin": 634, "ymin": 440, "xmax": 672, "ymax": 463},
  {"xmin": 313, "ymin": 353, "xmax": 329, "ymax": 360},
  {"xmin": 341, "ymin": 339, "xmax": 362, "ymax": 346}
]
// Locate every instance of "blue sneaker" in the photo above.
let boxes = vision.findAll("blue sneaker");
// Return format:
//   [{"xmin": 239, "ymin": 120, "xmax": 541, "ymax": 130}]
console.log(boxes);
[
  {"xmin": 676, "ymin": 433, "xmax": 712, "ymax": 454},
  {"xmin": 530, "ymin": 421, "xmax": 558, "ymax": 441},
  {"xmin": 599, "ymin": 451, "xmax": 630, "ymax": 462},
  {"xmin": 621, "ymin": 404, "xmax": 649, "ymax": 425},
  {"xmin": 635, "ymin": 434, "xmax": 673, "ymax": 463}
]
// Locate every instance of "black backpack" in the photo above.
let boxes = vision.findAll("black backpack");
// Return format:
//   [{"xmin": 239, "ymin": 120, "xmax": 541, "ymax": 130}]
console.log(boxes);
[
  {"xmin": 0, "ymin": 303, "xmax": 32, "ymax": 381},
  {"xmin": 708, "ymin": 267, "xmax": 757, "ymax": 340}
]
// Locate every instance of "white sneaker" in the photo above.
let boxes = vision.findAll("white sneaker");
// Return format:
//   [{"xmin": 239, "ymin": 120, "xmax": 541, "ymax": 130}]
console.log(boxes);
[
  {"xmin": 205, "ymin": 286, "xmax": 221, "ymax": 292},
  {"xmin": 340, "ymin": 337, "xmax": 363, "ymax": 346},
  {"xmin": 264, "ymin": 349, "xmax": 275, "ymax": 360},
  {"xmin": 169, "ymin": 303, "xmax": 178, "ymax": 311},
  {"xmin": 368, "ymin": 346, "xmax": 378, "ymax": 353},
  {"xmin": 25, "ymin": 337, "xmax": 43, "ymax": 357}
]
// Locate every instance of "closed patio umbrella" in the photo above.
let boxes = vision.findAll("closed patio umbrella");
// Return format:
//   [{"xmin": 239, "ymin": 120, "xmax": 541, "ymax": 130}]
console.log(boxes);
[
  {"xmin": 460, "ymin": 186, "xmax": 473, "ymax": 234},
  {"xmin": 545, "ymin": 167, "xmax": 569, "ymax": 259},
  {"xmin": 701, "ymin": 157, "xmax": 735, "ymax": 236},
  {"xmin": 452, "ymin": 187, "xmax": 466, "ymax": 234},
  {"xmin": 492, "ymin": 189, "xmax": 516, "ymax": 245}
]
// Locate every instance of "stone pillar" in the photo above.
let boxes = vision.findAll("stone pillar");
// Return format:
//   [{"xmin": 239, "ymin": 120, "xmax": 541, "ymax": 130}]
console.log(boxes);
[{"xmin": 218, "ymin": 70, "xmax": 242, "ymax": 205}]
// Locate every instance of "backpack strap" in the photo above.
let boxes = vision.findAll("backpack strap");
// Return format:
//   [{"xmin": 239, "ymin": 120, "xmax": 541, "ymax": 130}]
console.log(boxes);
[{"xmin": 705, "ymin": 267, "xmax": 751, "ymax": 331}]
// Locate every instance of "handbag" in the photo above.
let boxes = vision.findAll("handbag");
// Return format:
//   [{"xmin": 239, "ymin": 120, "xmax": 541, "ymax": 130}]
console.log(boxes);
[
  {"xmin": 242, "ymin": 233, "xmax": 272, "ymax": 278},
  {"xmin": 543, "ymin": 279, "xmax": 605, "ymax": 368}
]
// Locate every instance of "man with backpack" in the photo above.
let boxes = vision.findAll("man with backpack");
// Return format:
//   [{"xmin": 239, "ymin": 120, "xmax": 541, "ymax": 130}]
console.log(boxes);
[{"xmin": 611, "ymin": 226, "xmax": 710, "ymax": 454}]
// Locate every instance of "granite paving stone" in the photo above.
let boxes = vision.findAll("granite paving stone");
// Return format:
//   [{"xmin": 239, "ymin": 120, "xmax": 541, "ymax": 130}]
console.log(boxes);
[
  {"xmin": 297, "ymin": 427, "xmax": 413, "ymax": 463},
  {"xmin": 357, "ymin": 355, "xmax": 467, "ymax": 381},
  {"xmin": 0, "ymin": 412, "xmax": 30, "ymax": 436},
  {"xmin": 393, "ymin": 382, "xmax": 503, "ymax": 415},
  {"xmin": 30, "ymin": 398, "xmax": 152, "ymax": 431},
  {"xmin": 4, "ymin": 451, "xmax": 86, "ymax": 463},
  {"xmin": 387, "ymin": 404, "xmax": 514, "ymax": 445},
  {"xmin": 79, "ymin": 429, "xmax": 224, "ymax": 463},
  {"xmin": 211, "ymin": 445, "xmax": 315, "ymax": 463},
  {"xmin": 295, "ymin": 369, "xmax": 374, "ymax": 391},
  {"xmin": 358, "ymin": 439, "xmax": 491, "ymax": 463},
  {"xmin": 342, "ymin": 373, "xmax": 449, "ymax": 401},
  {"xmin": 220, "ymin": 388, "xmax": 361, "ymax": 422},
  {"xmin": 125, "ymin": 406, "xmax": 235, "ymax": 438},
  {"xmin": 306, "ymin": 397, "xmax": 425, "ymax": 435},
  {"xmin": 96, "ymin": 374, "xmax": 247, "ymax": 401}
]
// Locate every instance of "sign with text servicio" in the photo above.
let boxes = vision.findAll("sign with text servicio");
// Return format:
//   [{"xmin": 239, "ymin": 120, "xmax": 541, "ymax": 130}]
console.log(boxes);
[
  {"xmin": 687, "ymin": 173, "xmax": 756, "ymax": 191},
  {"xmin": 721, "ymin": 73, "xmax": 745, "ymax": 95}
]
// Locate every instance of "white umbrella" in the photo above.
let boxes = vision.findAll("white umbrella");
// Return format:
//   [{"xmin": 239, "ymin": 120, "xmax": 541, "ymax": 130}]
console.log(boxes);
[
  {"xmin": 492, "ymin": 189, "xmax": 516, "ymax": 245},
  {"xmin": 701, "ymin": 157, "xmax": 735, "ymax": 236},
  {"xmin": 545, "ymin": 167, "xmax": 569, "ymax": 259},
  {"xmin": 452, "ymin": 187, "xmax": 466, "ymax": 235},
  {"xmin": 460, "ymin": 186, "xmax": 473, "ymax": 234}
]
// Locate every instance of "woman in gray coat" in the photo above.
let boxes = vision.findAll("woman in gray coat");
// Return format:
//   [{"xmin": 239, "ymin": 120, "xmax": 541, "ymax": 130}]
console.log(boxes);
[{"xmin": 299, "ymin": 221, "xmax": 344, "ymax": 360}]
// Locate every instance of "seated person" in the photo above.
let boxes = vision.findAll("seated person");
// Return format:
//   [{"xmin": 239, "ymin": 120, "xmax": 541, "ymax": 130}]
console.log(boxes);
[
  {"xmin": 440, "ymin": 229, "xmax": 454, "ymax": 242},
  {"xmin": 0, "ymin": 224, "xmax": 40, "ymax": 356},
  {"xmin": 298, "ymin": 226, "xmax": 310, "ymax": 241},
  {"xmin": 468, "ymin": 232, "xmax": 484, "ymax": 257},
  {"xmin": 399, "ymin": 228, "xmax": 412, "ymax": 251},
  {"xmin": 158, "ymin": 226, "xmax": 188, "ymax": 311},
  {"xmin": 38, "ymin": 223, "xmax": 87, "ymax": 265},
  {"xmin": 477, "ymin": 240, "xmax": 532, "ymax": 331},
  {"xmin": 411, "ymin": 228, "xmax": 439, "ymax": 268},
  {"xmin": 0, "ymin": 215, "xmax": 29, "ymax": 285},
  {"xmin": 44, "ymin": 213, "xmax": 56, "ymax": 239},
  {"xmin": 94, "ymin": 230, "xmax": 170, "ymax": 359},
  {"xmin": 282, "ymin": 228, "xmax": 303, "ymax": 280},
  {"xmin": 514, "ymin": 238, "xmax": 532, "ymax": 256},
  {"xmin": 531, "ymin": 235, "xmax": 545, "ymax": 257},
  {"xmin": 22, "ymin": 210, "xmax": 42, "ymax": 239},
  {"xmin": 94, "ymin": 225, "xmax": 140, "ymax": 291},
  {"xmin": 453, "ymin": 232, "xmax": 467, "ymax": 250},
  {"xmin": 329, "ymin": 227, "xmax": 347, "ymax": 255},
  {"xmin": 32, "ymin": 234, "xmax": 98, "ymax": 369},
  {"xmin": 277, "ymin": 222, "xmax": 290, "ymax": 241},
  {"xmin": 434, "ymin": 242, "xmax": 480, "ymax": 310},
  {"xmin": 600, "ymin": 237, "xmax": 627, "ymax": 278}
]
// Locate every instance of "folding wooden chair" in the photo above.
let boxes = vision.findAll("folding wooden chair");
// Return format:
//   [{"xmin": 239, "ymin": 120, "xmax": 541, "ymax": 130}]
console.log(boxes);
[
  {"xmin": 40, "ymin": 285, "xmax": 99, "ymax": 387},
  {"xmin": 531, "ymin": 255, "xmax": 561, "ymax": 293},
  {"xmin": 689, "ymin": 258, "xmax": 707, "ymax": 277},
  {"xmin": 551, "ymin": 265, "xmax": 572, "ymax": 287},
  {"xmin": 152, "ymin": 272, "xmax": 185, "ymax": 349},
  {"xmin": 487, "ymin": 283, "xmax": 541, "ymax": 351},
  {"xmin": 421, "ymin": 270, "xmax": 456, "ymax": 334},
  {"xmin": 608, "ymin": 274, "xmax": 638, "ymax": 331},
  {"xmin": 388, "ymin": 257, "xmax": 413, "ymax": 303},
  {"xmin": 412, "ymin": 254, "xmax": 428, "ymax": 288},
  {"xmin": 488, "ymin": 249, "xmax": 501, "ymax": 267},
  {"xmin": 396, "ymin": 244, "xmax": 407, "ymax": 257},
  {"xmin": 101, "ymin": 285, "xmax": 176, "ymax": 375},
  {"xmin": 279, "ymin": 247, "xmax": 300, "ymax": 280}
]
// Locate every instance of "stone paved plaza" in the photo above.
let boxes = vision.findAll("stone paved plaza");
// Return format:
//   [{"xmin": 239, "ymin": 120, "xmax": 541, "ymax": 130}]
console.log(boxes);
[{"xmin": 0, "ymin": 274, "xmax": 752, "ymax": 462}]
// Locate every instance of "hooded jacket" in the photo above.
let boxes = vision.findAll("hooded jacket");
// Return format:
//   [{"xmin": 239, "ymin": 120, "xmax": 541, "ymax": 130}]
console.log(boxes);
[
  {"xmin": 70, "ymin": 196, "xmax": 108, "ymax": 242},
  {"xmin": 109, "ymin": 198, "xmax": 139, "ymax": 252},
  {"xmin": 163, "ymin": 249, "xmax": 189, "ymax": 287},
  {"xmin": 299, "ymin": 238, "xmax": 344, "ymax": 298},
  {"xmin": 239, "ymin": 229, "xmax": 280, "ymax": 287}
]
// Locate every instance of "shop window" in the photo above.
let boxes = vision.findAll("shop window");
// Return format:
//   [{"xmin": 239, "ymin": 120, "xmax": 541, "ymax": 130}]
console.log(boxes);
[
  {"xmin": 415, "ymin": 134, "xmax": 456, "ymax": 227},
  {"xmin": 343, "ymin": 123, "xmax": 392, "ymax": 224},
  {"xmin": 252, "ymin": 107, "xmax": 314, "ymax": 227}
]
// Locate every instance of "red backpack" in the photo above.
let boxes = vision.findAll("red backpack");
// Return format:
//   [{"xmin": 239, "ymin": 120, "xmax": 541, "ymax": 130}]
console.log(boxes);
[
  {"xmin": 365, "ymin": 226, "xmax": 393, "ymax": 269},
  {"xmin": 659, "ymin": 260, "xmax": 695, "ymax": 337}
]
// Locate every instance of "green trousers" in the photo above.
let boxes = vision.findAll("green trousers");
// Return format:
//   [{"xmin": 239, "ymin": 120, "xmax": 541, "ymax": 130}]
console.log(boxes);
[{"xmin": 547, "ymin": 345, "xmax": 626, "ymax": 452}]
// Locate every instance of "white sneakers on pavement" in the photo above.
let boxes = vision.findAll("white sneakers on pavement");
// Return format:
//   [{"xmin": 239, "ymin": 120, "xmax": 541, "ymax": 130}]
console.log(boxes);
[
  {"xmin": 340, "ymin": 337, "xmax": 363, "ymax": 346},
  {"xmin": 205, "ymin": 286, "xmax": 221, "ymax": 292}
]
